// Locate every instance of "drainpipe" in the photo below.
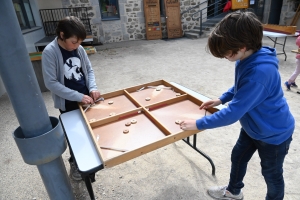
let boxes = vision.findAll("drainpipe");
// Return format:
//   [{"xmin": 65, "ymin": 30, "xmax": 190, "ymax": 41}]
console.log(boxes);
[{"xmin": 0, "ymin": 1, "xmax": 75, "ymax": 199}]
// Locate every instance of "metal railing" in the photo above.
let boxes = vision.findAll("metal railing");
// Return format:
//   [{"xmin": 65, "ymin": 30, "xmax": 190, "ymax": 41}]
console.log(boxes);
[
  {"xmin": 181, "ymin": 1, "xmax": 207, "ymax": 17},
  {"xmin": 39, "ymin": 7, "xmax": 92, "ymax": 36},
  {"xmin": 181, "ymin": 0, "xmax": 228, "ymax": 35}
]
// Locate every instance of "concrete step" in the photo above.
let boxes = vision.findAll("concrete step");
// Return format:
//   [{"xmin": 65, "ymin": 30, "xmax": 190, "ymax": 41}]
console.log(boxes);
[
  {"xmin": 185, "ymin": 12, "xmax": 227, "ymax": 39},
  {"xmin": 184, "ymin": 32, "xmax": 200, "ymax": 39},
  {"xmin": 194, "ymin": 25, "xmax": 212, "ymax": 31},
  {"xmin": 185, "ymin": 28, "xmax": 211, "ymax": 39},
  {"xmin": 202, "ymin": 21, "xmax": 218, "ymax": 27},
  {"xmin": 184, "ymin": 31, "xmax": 210, "ymax": 39},
  {"xmin": 189, "ymin": 28, "xmax": 201, "ymax": 34}
]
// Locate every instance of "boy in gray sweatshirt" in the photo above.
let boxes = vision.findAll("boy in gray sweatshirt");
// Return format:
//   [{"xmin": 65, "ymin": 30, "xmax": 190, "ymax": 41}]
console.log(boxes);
[{"xmin": 42, "ymin": 16, "xmax": 101, "ymax": 180}]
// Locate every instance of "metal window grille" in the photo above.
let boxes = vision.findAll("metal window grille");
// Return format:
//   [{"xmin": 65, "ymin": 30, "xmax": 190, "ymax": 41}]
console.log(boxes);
[{"xmin": 39, "ymin": 7, "xmax": 92, "ymax": 36}]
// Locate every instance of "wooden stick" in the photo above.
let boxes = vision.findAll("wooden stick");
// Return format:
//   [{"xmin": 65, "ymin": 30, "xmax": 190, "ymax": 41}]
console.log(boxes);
[
  {"xmin": 100, "ymin": 146, "xmax": 128, "ymax": 152},
  {"xmin": 83, "ymin": 97, "xmax": 105, "ymax": 112},
  {"xmin": 147, "ymin": 86, "xmax": 172, "ymax": 90},
  {"xmin": 291, "ymin": 50, "xmax": 300, "ymax": 54}
]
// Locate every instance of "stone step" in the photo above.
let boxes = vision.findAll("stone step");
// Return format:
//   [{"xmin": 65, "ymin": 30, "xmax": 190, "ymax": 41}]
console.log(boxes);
[{"xmin": 185, "ymin": 28, "xmax": 211, "ymax": 38}]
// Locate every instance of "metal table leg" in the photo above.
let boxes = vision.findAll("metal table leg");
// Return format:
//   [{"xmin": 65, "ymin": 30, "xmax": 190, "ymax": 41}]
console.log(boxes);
[
  {"xmin": 182, "ymin": 134, "xmax": 215, "ymax": 175},
  {"xmin": 267, "ymin": 36, "xmax": 288, "ymax": 61},
  {"xmin": 83, "ymin": 174, "xmax": 95, "ymax": 200},
  {"xmin": 282, "ymin": 36, "xmax": 287, "ymax": 61}
]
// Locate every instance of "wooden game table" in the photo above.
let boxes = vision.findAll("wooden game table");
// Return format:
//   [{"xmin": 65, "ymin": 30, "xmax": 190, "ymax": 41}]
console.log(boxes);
[
  {"xmin": 60, "ymin": 80, "xmax": 226, "ymax": 200},
  {"xmin": 263, "ymin": 30, "xmax": 297, "ymax": 61}
]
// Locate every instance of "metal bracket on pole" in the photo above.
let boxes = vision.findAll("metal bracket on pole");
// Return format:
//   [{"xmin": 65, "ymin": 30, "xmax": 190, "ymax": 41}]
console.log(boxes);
[
  {"xmin": 13, "ymin": 117, "xmax": 66, "ymax": 165},
  {"xmin": 12, "ymin": 117, "xmax": 75, "ymax": 199}
]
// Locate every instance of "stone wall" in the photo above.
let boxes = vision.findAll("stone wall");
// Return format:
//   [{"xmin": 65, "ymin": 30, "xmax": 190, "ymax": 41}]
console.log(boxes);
[
  {"xmin": 260, "ymin": 0, "xmax": 270, "ymax": 23},
  {"xmin": 280, "ymin": 0, "xmax": 299, "ymax": 27},
  {"xmin": 262, "ymin": 0, "xmax": 298, "ymax": 26},
  {"xmin": 181, "ymin": 0, "xmax": 205, "ymax": 31},
  {"xmin": 61, "ymin": 0, "xmax": 205, "ymax": 43}
]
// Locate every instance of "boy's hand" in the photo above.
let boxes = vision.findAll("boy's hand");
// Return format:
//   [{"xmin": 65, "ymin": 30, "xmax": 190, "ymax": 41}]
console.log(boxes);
[
  {"xmin": 81, "ymin": 95, "xmax": 94, "ymax": 104},
  {"xmin": 199, "ymin": 99, "xmax": 222, "ymax": 110},
  {"xmin": 90, "ymin": 90, "xmax": 101, "ymax": 102},
  {"xmin": 179, "ymin": 120, "xmax": 198, "ymax": 131}
]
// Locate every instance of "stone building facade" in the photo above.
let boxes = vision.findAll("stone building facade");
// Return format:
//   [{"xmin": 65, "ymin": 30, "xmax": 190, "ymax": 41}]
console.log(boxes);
[
  {"xmin": 59, "ymin": 0, "xmax": 299, "ymax": 44},
  {"xmin": 60, "ymin": 0, "xmax": 205, "ymax": 44}
]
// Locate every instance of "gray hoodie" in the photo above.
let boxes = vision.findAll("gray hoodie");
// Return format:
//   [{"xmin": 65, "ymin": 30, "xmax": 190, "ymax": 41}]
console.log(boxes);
[{"xmin": 42, "ymin": 37, "xmax": 98, "ymax": 111}]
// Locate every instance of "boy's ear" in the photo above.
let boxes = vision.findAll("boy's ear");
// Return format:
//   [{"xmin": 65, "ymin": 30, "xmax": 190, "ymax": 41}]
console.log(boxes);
[
  {"xmin": 60, "ymin": 32, "xmax": 64, "ymax": 40},
  {"xmin": 240, "ymin": 47, "xmax": 247, "ymax": 52}
]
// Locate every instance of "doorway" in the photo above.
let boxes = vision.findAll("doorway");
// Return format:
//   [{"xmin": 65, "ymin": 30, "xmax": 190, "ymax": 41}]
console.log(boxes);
[
  {"xmin": 249, "ymin": 0, "xmax": 265, "ymax": 21},
  {"xmin": 268, "ymin": 0, "xmax": 283, "ymax": 24}
]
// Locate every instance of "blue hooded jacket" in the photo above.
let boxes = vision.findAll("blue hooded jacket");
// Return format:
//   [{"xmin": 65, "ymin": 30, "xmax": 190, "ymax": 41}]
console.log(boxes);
[{"xmin": 196, "ymin": 46, "xmax": 294, "ymax": 145}]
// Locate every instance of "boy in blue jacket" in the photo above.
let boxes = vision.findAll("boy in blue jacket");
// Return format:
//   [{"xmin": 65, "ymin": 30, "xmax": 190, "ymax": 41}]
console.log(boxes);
[{"xmin": 180, "ymin": 11, "xmax": 294, "ymax": 200}]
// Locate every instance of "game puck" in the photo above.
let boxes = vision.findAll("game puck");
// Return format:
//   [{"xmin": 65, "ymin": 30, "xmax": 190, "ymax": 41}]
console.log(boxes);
[
  {"xmin": 175, "ymin": 120, "xmax": 181, "ymax": 125},
  {"xmin": 125, "ymin": 122, "xmax": 131, "ymax": 126},
  {"xmin": 145, "ymin": 97, "xmax": 151, "ymax": 101},
  {"xmin": 123, "ymin": 129, "xmax": 129, "ymax": 134},
  {"xmin": 131, "ymin": 119, "xmax": 137, "ymax": 124},
  {"xmin": 108, "ymin": 100, "xmax": 114, "ymax": 105},
  {"xmin": 109, "ymin": 112, "xmax": 116, "ymax": 116},
  {"xmin": 89, "ymin": 118, "xmax": 96, "ymax": 123},
  {"xmin": 176, "ymin": 93, "xmax": 181, "ymax": 96}
]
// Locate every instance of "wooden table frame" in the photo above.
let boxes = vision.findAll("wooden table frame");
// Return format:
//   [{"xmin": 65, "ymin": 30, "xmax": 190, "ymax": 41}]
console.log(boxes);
[{"xmin": 60, "ymin": 81, "xmax": 226, "ymax": 200}]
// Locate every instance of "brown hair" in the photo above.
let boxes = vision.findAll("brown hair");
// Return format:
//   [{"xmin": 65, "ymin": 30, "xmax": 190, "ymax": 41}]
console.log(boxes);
[
  {"xmin": 207, "ymin": 11, "xmax": 263, "ymax": 58},
  {"xmin": 56, "ymin": 16, "xmax": 86, "ymax": 41}
]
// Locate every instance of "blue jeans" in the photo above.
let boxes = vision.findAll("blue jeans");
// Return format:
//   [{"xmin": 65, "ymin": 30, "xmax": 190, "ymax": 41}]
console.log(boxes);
[{"xmin": 226, "ymin": 128, "xmax": 292, "ymax": 200}]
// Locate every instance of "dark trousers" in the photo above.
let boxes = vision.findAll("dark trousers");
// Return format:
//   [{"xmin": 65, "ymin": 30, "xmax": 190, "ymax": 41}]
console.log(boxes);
[{"xmin": 227, "ymin": 128, "xmax": 292, "ymax": 200}]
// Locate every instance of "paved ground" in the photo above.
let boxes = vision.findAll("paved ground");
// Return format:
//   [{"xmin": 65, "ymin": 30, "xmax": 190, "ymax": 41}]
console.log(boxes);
[{"xmin": 0, "ymin": 35, "xmax": 299, "ymax": 200}]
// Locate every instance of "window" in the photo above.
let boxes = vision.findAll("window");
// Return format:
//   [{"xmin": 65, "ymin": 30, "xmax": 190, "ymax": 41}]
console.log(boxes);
[
  {"xmin": 13, "ymin": 0, "xmax": 36, "ymax": 30},
  {"xmin": 99, "ymin": 0, "xmax": 120, "ymax": 20}
]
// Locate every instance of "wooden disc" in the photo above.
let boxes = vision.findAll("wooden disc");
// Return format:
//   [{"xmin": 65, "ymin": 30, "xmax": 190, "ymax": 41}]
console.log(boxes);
[
  {"xmin": 109, "ymin": 112, "xmax": 116, "ymax": 116},
  {"xmin": 176, "ymin": 93, "xmax": 181, "ymax": 96},
  {"xmin": 131, "ymin": 119, "xmax": 137, "ymax": 124},
  {"xmin": 123, "ymin": 129, "xmax": 129, "ymax": 134},
  {"xmin": 156, "ymin": 88, "xmax": 161, "ymax": 91},
  {"xmin": 175, "ymin": 120, "xmax": 181, "ymax": 125},
  {"xmin": 108, "ymin": 100, "xmax": 114, "ymax": 105},
  {"xmin": 125, "ymin": 122, "xmax": 131, "ymax": 126},
  {"xmin": 145, "ymin": 97, "xmax": 151, "ymax": 101},
  {"xmin": 89, "ymin": 118, "xmax": 96, "ymax": 123}
]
